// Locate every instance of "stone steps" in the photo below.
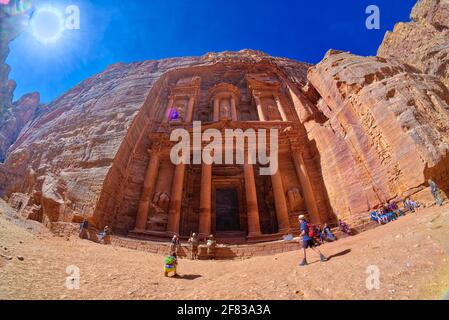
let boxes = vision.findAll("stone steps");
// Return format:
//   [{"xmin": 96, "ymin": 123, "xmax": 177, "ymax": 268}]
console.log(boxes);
[{"xmin": 111, "ymin": 236, "xmax": 301, "ymax": 260}]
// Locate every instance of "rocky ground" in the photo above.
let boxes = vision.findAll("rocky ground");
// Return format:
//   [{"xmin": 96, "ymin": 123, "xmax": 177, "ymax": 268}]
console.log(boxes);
[{"xmin": 0, "ymin": 199, "xmax": 448, "ymax": 300}]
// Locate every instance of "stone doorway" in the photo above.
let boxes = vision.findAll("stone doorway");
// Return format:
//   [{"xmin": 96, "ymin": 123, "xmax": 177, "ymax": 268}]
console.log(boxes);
[{"xmin": 214, "ymin": 188, "xmax": 240, "ymax": 232}]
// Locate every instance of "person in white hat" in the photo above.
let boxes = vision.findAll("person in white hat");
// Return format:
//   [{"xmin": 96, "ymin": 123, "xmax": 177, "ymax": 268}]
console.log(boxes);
[{"xmin": 298, "ymin": 214, "xmax": 328, "ymax": 266}]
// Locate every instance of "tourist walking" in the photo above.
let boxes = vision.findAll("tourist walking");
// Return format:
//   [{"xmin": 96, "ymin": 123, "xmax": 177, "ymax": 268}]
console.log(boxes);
[
  {"xmin": 429, "ymin": 179, "xmax": 443, "ymax": 206},
  {"xmin": 298, "ymin": 215, "xmax": 327, "ymax": 266},
  {"xmin": 188, "ymin": 232, "xmax": 199, "ymax": 260}
]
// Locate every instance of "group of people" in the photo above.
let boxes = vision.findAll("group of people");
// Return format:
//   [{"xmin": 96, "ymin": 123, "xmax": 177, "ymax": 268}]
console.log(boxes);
[
  {"xmin": 164, "ymin": 216, "xmax": 354, "ymax": 272},
  {"xmin": 78, "ymin": 219, "xmax": 113, "ymax": 244},
  {"xmin": 164, "ymin": 233, "xmax": 217, "ymax": 277},
  {"xmin": 370, "ymin": 198, "xmax": 421, "ymax": 225},
  {"xmin": 370, "ymin": 180, "xmax": 445, "ymax": 225},
  {"xmin": 370, "ymin": 201, "xmax": 406, "ymax": 225}
]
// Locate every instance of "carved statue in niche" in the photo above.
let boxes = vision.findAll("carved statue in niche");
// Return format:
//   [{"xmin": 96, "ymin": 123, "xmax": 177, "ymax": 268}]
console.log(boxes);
[
  {"xmin": 266, "ymin": 104, "xmax": 279, "ymax": 120},
  {"xmin": 263, "ymin": 97, "xmax": 281, "ymax": 121},
  {"xmin": 148, "ymin": 192, "xmax": 170, "ymax": 231},
  {"xmin": 287, "ymin": 187, "xmax": 304, "ymax": 212},
  {"xmin": 151, "ymin": 192, "xmax": 170, "ymax": 214},
  {"xmin": 220, "ymin": 98, "xmax": 231, "ymax": 120}
]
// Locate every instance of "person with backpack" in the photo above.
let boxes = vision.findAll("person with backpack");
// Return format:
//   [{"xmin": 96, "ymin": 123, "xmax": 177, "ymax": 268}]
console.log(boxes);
[
  {"xmin": 298, "ymin": 215, "xmax": 328, "ymax": 266},
  {"xmin": 309, "ymin": 223, "xmax": 324, "ymax": 244}
]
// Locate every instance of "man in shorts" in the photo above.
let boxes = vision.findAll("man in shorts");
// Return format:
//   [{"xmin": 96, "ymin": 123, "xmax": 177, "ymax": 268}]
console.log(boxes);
[{"xmin": 299, "ymin": 215, "xmax": 328, "ymax": 266}]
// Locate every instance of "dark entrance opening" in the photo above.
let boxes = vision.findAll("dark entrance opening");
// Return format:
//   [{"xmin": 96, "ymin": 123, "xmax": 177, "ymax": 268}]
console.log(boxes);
[{"xmin": 215, "ymin": 188, "xmax": 240, "ymax": 232}]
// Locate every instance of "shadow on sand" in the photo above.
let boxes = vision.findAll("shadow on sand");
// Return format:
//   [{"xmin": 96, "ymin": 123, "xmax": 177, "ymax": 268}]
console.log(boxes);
[
  {"xmin": 173, "ymin": 274, "xmax": 202, "ymax": 280},
  {"xmin": 327, "ymin": 249, "xmax": 351, "ymax": 261}
]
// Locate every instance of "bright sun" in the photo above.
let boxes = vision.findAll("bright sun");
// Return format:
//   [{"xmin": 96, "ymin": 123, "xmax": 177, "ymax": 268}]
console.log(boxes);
[{"xmin": 30, "ymin": 7, "xmax": 65, "ymax": 44}]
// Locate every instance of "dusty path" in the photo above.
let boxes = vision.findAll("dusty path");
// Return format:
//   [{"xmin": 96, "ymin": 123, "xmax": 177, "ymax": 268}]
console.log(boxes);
[{"xmin": 1, "ymin": 200, "xmax": 449, "ymax": 300}]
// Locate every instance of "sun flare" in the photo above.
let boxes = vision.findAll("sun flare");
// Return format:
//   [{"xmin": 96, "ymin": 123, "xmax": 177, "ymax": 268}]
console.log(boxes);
[{"xmin": 30, "ymin": 6, "xmax": 65, "ymax": 44}]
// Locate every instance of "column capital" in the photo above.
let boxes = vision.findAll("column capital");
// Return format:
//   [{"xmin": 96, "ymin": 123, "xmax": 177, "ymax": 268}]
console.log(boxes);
[{"xmin": 147, "ymin": 144, "xmax": 165, "ymax": 155}]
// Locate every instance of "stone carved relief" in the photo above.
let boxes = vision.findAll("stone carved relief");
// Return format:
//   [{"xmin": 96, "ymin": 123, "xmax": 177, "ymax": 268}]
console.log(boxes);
[
  {"xmin": 148, "ymin": 192, "xmax": 170, "ymax": 231},
  {"xmin": 287, "ymin": 187, "xmax": 304, "ymax": 212},
  {"xmin": 262, "ymin": 97, "xmax": 282, "ymax": 121},
  {"xmin": 220, "ymin": 98, "xmax": 231, "ymax": 120},
  {"xmin": 152, "ymin": 192, "xmax": 170, "ymax": 213}
]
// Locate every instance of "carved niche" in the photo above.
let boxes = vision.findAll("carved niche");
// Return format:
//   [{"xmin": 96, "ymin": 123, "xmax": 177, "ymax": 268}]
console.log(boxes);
[
  {"xmin": 287, "ymin": 187, "xmax": 305, "ymax": 212},
  {"xmin": 167, "ymin": 76, "xmax": 201, "ymax": 123},
  {"xmin": 208, "ymin": 83, "xmax": 241, "ymax": 121}
]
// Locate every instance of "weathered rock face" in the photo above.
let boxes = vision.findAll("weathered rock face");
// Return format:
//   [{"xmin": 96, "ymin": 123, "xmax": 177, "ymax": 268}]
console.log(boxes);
[
  {"xmin": 378, "ymin": 0, "xmax": 449, "ymax": 88},
  {"xmin": 0, "ymin": 92, "xmax": 40, "ymax": 162},
  {"xmin": 300, "ymin": 50, "xmax": 449, "ymax": 221},
  {"xmin": 0, "ymin": 2, "xmax": 40, "ymax": 162}
]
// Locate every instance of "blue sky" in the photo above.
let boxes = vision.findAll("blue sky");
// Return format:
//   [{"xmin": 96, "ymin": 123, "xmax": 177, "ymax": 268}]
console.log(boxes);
[{"xmin": 7, "ymin": 0, "xmax": 417, "ymax": 103}]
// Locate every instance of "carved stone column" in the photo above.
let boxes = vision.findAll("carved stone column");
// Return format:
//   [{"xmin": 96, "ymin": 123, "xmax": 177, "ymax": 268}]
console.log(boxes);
[
  {"xmin": 244, "ymin": 163, "xmax": 261, "ymax": 237},
  {"xmin": 185, "ymin": 95, "xmax": 195, "ymax": 123},
  {"xmin": 292, "ymin": 150, "xmax": 321, "ymax": 223},
  {"xmin": 271, "ymin": 167, "xmax": 290, "ymax": 233},
  {"xmin": 274, "ymin": 95, "xmax": 288, "ymax": 122},
  {"xmin": 166, "ymin": 163, "xmax": 186, "ymax": 235},
  {"xmin": 254, "ymin": 95, "xmax": 266, "ymax": 121},
  {"xmin": 134, "ymin": 150, "xmax": 161, "ymax": 231},
  {"xmin": 199, "ymin": 163, "xmax": 212, "ymax": 237},
  {"xmin": 165, "ymin": 96, "xmax": 175, "ymax": 122},
  {"xmin": 230, "ymin": 96, "xmax": 238, "ymax": 121},
  {"xmin": 213, "ymin": 97, "xmax": 220, "ymax": 122}
]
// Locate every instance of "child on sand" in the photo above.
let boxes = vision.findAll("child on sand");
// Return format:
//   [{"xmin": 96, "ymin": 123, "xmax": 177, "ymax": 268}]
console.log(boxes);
[{"xmin": 164, "ymin": 252, "xmax": 178, "ymax": 277}]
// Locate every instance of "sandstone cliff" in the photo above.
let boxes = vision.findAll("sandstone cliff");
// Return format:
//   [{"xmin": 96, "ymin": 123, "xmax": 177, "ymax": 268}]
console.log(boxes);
[
  {"xmin": 0, "ymin": 2, "xmax": 40, "ymax": 162},
  {"xmin": 378, "ymin": 0, "xmax": 449, "ymax": 88},
  {"xmin": 301, "ymin": 50, "xmax": 449, "ymax": 221}
]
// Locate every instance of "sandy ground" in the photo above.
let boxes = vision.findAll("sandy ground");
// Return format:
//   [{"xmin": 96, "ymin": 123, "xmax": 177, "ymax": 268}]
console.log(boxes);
[{"xmin": 1, "ymin": 199, "xmax": 449, "ymax": 300}]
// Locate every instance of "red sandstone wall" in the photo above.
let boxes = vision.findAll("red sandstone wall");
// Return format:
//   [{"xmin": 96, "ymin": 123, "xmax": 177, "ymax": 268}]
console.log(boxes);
[{"xmin": 302, "ymin": 50, "xmax": 449, "ymax": 223}]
